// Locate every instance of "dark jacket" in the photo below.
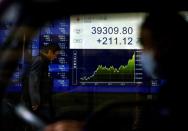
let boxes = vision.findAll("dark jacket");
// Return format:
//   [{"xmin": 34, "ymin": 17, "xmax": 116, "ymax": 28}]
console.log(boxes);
[{"xmin": 29, "ymin": 54, "xmax": 52, "ymax": 107}]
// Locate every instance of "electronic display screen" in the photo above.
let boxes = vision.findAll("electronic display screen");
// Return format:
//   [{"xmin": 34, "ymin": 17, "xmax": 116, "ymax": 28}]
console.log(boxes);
[
  {"xmin": 4, "ymin": 12, "xmax": 180, "ymax": 93},
  {"xmin": 38, "ymin": 13, "xmax": 159, "ymax": 93}
]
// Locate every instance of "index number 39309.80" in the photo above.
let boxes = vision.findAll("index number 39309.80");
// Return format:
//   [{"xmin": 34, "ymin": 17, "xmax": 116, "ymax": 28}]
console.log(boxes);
[{"xmin": 91, "ymin": 26, "xmax": 133, "ymax": 35}]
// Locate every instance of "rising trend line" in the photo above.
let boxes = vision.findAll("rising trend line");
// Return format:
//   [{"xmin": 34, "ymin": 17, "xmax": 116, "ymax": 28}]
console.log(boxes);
[{"xmin": 80, "ymin": 53, "xmax": 135, "ymax": 82}]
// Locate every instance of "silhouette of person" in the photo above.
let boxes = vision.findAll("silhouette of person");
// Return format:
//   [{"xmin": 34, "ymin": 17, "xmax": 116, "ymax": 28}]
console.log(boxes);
[
  {"xmin": 26, "ymin": 43, "xmax": 60, "ymax": 121},
  {"xmin": 139, "ymin": 11, "xmax": 188, "ymax": 130}
]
